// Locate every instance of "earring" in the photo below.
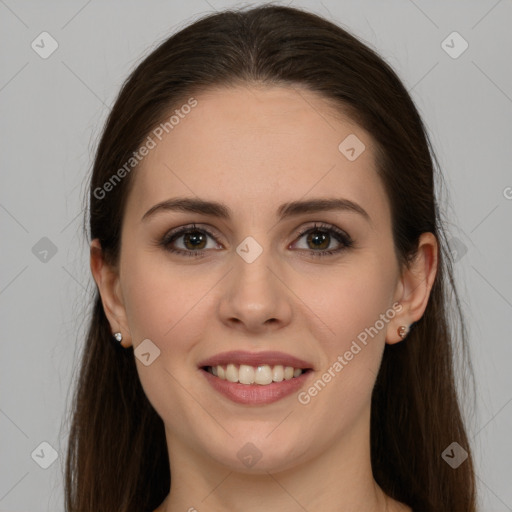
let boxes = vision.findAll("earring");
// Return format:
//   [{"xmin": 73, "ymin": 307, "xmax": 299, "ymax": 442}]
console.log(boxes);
[
  {"xmin": 397, "ymin": 325, "xmax": 407, "ymax": 339},
  {"xmin": 113, "ymin": 332, "xmax": 123, "ymax": 344}
]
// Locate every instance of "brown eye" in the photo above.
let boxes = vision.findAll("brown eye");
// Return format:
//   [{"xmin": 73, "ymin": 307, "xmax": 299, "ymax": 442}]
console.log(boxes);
[
  {"xmin": 305, "ymin": 230, "xmax": 331, "ymax": 250},
  {"xmin": 160, "ymin": 225, "xmax": 220, "ymax": 257},
  {"xmin": 293, "ymin": 223, "xmax": 354, "ymax": 258},
  {"xmin": 159, "ymin": 222, "xmax": 354, "ymax": 259},
  {"xmin": 181, "ymin": 230, "xmax": 208, "ymax": 250}
]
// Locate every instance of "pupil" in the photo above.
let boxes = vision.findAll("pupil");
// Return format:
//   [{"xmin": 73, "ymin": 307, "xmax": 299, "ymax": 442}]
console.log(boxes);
[
  {"xmin": 185, "ymin": 231, "xmax": 205, "ymax": 249},
  {"xmin": 182, "ymin": 230, "xmax": 331, "ymax": 251},
  {"xmin": 309, "ymin": 231, "xmax": 328, "ymax": 249}
]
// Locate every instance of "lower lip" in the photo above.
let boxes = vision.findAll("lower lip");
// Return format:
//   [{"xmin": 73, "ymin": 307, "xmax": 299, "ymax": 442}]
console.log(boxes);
[{"xmin": 200, "ymin": 368, "xmax": 312, "ymax": 405}]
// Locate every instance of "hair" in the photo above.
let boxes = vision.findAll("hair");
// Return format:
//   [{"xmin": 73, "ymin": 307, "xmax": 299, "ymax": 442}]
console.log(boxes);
[{"xmin": 64, "ymin": 3, "xmax": 477, "ymax": 511}]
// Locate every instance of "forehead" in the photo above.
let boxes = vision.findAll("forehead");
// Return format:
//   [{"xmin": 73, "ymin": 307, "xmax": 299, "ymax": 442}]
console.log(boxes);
[{"xmin": 126, "ymin": 84, "xmax": 390, "ymax": 226}]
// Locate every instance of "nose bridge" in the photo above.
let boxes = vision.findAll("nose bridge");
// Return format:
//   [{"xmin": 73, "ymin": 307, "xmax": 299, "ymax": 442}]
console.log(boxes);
[
  {"xmin": 234, "ymin": 233, "xmax": 278, "ymax": 302},
  {"xmin": 218, "ymin": 232, "xmax": 292, "ymax": 329}
]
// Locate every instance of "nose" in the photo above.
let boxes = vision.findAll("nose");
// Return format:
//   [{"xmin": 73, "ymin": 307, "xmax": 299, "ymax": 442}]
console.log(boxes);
[{"xmin": 217, "ymin": 243, "xmax": 293, "ymax": 334}]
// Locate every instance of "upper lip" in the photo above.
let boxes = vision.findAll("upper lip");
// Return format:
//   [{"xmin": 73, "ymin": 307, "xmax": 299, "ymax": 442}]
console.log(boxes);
[{"xmin": 198, "ymin": 350, "xmax": 314, "ymax": 370}]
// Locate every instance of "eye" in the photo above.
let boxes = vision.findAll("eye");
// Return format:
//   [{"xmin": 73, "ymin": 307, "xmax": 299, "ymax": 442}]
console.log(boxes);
[
  {"xmin": 159, "ymin": 224, "xmax": 221, "ymax": 257},
  {"xmin": 291, "ymin": 222, "xmax": 354, "ymax": 257},
  {"xmin": 158, "ymin": 222, "xmax": 354, "ymax": 258}
]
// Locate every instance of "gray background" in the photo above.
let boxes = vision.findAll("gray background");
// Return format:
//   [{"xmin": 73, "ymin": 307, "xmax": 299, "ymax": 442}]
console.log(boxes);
[{"xmin": 1, "ymin": 0, "xmax": 511, "ymax": 510}]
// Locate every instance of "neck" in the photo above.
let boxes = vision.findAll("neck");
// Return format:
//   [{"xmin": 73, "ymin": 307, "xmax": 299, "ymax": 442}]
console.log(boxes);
[{"xmin": 157, "ymin": 408, "xmax": 399, "ymax": 512}]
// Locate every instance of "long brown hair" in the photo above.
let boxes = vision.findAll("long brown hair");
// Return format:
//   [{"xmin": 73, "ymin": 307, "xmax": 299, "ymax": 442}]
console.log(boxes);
[{"xmin": 63, "ymin": 4, "xmax": 477, "ymax": 511}]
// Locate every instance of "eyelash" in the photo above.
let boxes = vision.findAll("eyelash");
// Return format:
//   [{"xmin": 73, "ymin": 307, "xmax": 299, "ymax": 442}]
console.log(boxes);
[{"xmin": 159, "ymin": 222, "xmax": 354, "ymax": 258}]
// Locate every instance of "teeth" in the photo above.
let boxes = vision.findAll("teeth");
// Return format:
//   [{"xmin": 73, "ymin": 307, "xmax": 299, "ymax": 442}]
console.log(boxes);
[
  {"xmin": 239, "ymin": 364, "xmax": 255, "ymax": 384},
  {"xmin": 272, "ymin": 365, "xmax": 284, "ymax": 382},
  {"xmin": 254, "ymin": 365, "xmax": 273, "ymax": 385},
  {"xmin": 206, "ymin": 364, "xmax": 305, "ymax": 385},
  {"xmin": 226, "ymin": 363, "xmax": 238, "ymax": 383}
]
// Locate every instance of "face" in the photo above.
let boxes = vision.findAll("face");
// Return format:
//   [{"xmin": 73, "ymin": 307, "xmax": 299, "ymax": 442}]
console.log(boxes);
[{"xmin": 108, "ymin": 84, "xmax": 408, "ymax": 474}]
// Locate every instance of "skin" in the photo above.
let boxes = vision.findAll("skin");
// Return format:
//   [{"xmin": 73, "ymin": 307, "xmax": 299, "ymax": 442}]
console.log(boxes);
[{"xmin": 91, "ymin": 84, "xmax": 437, "ymax": 512}]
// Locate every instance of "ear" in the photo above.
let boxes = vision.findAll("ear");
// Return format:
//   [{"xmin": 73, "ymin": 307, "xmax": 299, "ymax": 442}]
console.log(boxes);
[
  {"xmin": 90, "ymin": 239, "xmax": 132, "ymax": 347},
  {"xmin": 386, "ymin": 232, "xmax": 438, "ymax": 344}
]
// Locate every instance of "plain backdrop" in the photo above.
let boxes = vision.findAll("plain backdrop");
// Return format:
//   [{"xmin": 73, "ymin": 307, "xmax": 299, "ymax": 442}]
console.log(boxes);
[{"xmin": 1, "ymin": 0, "xmax": 511, "ymax": 510}]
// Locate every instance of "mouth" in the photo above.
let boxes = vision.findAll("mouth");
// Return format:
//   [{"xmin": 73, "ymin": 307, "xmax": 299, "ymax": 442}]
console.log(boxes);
[
  {"xmin": 197, "ymin": 350, "xmax": 314, "ymax": 405},
  {"xmin": 202, "ymin": 364, "xmax": 312, "ymax": 385}
]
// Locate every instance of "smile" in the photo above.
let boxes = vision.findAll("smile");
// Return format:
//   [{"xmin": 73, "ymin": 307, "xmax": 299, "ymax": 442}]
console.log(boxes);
[
  {"xmin": 205, "ymin": 363, "xmax": 307, "ymax": 385},
  {"xmin": 198, "ymin": 350, "xmax": 314, "ymax": 405}
]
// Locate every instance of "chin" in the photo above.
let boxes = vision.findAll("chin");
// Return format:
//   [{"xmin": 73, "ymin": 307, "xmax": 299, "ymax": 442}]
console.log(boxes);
[{"xmin": 204, "ymin": 437, "xmax": 310, "ymax": 475}]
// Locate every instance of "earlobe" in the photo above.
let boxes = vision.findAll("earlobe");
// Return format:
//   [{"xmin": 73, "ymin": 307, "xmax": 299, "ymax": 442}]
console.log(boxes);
[
  {"xmin": 90, "ymin": 239, "xmax": 132, "ymax": 347},
  {"xmin": 387, "ymin": 232, "xmax": 438, "ymax": 344}
]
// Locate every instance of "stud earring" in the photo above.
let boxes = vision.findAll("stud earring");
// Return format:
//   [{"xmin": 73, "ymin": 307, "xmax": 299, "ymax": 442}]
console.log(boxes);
[
  {"xmin": 113, "ymin": 332, "xmax": 123, "ymax": 344},
  {"xmin": 397, "ymin": 325, "xmax": 407, "ymax": 339}
]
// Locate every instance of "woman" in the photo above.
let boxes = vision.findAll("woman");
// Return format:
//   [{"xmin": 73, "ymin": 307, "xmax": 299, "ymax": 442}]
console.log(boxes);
[{"xmin": 64, "ymin": 4, "xmax": 476, "ymax": 511}]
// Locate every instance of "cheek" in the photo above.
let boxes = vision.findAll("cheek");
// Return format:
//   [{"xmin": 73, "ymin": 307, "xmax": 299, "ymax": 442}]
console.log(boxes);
[
  {"xmin": 311, "ymin": 257, "xmax": 395, "ymax": 343},
  {"xmin": 120, "ymin": 248, "xmax": 220, "ymax": 355},
  {"xmin": 296, "ymin": 273, "xmax": 391, "ymax": 429},
  {"xmin": 121, "ymin": 250, "xmax": 182, "ymax": 342},
  {"xmin": 119, "ymin": 252, "xmax": 213, "ymax": 426},
  {"xmin": 303, "ymin": 256, "xmax": 396, "ymax": 398}
]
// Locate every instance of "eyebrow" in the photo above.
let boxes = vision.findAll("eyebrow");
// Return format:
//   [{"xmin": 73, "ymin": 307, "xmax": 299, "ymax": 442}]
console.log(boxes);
[{"xmin": 141, "ymin": 196, "xmax": 371, "ymax": 224}]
